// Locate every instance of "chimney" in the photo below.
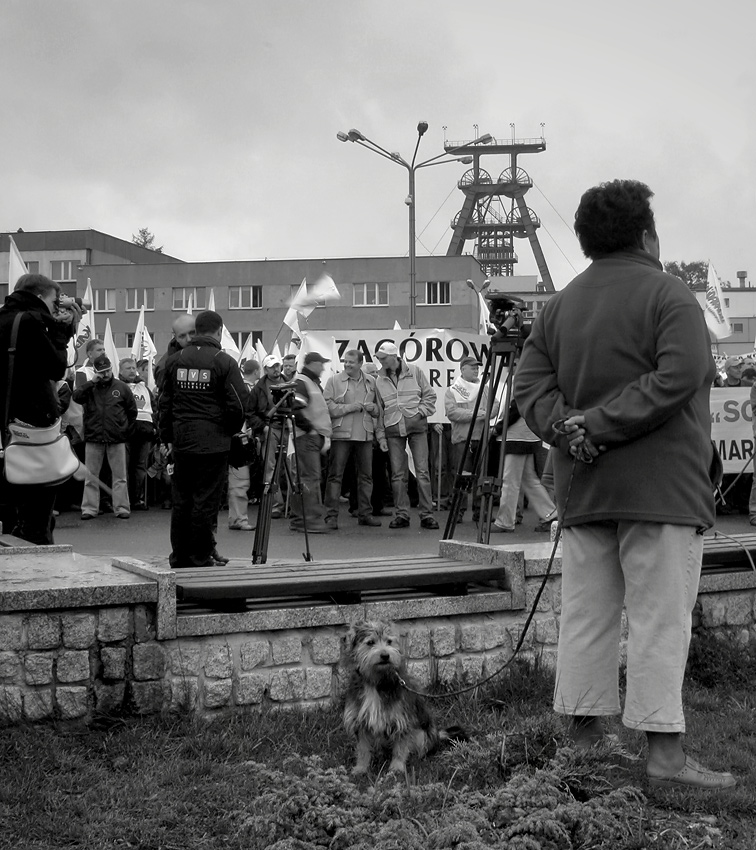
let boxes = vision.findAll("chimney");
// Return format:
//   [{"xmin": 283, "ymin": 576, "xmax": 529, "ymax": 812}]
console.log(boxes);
[{"xmin": 737, "ymin": 270, "xmax": 748, "ymax": 289}]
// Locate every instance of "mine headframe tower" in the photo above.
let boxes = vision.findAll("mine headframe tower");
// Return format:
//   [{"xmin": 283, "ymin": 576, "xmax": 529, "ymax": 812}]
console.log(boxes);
[{"xmin": 445, "ymin": 132, "xmax": 554, "ymax": 290}]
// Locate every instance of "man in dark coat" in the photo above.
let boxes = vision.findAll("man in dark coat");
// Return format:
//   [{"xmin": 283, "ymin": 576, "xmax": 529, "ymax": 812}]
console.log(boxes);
[
  {"xmin": 158, "ymin": 310, "xmax": 248, "ymax": 568},
  {"xmin": 72, "ymin": 354, "xmax": 137, "ymax": 519},
  {"xmin": 0, "ymin": 273, "xmax": 81, "ymax": 543}
]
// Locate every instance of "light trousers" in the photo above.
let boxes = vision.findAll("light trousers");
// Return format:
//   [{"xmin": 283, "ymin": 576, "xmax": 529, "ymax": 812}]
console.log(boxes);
[
  {"xmin": 556, "ymin": 521, "xmax": 703, "ymax": 733},
  {"xmin": 228, "ymin": 464, "xmax": 251, "ymax": 525},
  {"xmin": 495, "ymin": 452, "xmax": 555, "ymax": 530},
  {"xmin": 82, "ymin": 442, "xmax": 129, "ymax": 516}
]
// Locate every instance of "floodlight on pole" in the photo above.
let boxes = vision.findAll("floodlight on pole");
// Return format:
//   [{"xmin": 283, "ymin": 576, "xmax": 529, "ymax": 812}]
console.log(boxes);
[{"xmin": 336, "ymin": 124, "xmax": 492, "ymax": 327}]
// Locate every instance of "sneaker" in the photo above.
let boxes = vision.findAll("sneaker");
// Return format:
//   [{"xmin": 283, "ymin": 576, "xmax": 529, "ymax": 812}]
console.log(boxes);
[
  {"xmin": 420, "ymin": 516, "xmax": 439, "ymax": 530},
  {"xmin": 389, "ymin": 516, "xmax": 410, "ymax": 529},
  {"xmin": 358, "ymin": 516, "xmax": 381, "ymax": 527},
  {"xmin": 229, "ymin": 520, "xmax": 255, "ymax": 531}
]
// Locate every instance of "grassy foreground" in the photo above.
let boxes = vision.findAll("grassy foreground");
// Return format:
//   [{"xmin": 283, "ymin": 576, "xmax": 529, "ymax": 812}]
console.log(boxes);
[{"xmin": 1, "ymin": 632, "xmax": 754, "ymax": 850}]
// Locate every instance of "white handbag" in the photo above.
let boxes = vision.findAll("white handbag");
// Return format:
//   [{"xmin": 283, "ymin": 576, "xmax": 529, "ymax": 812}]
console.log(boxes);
[{"xmin": 3, "ymin": 419, "xmax": 83, "ymax": 486}]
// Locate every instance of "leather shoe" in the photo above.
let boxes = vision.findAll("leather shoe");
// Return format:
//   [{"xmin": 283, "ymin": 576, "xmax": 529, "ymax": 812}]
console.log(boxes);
[
  {"xmin": 358, "ymin": 516, "xmax": 381, "ymax": 527},
  {"xmin": 211, "ymin": 549, "xmax": 229, "ymax": 565},
  {"xmin": 420, "ymin": 516, "xmax": 439, "ymax": 530},
  {"xmin": 491, "ymin": 522, "xmax": 515, "ymax": 533},
  {"xmin": 271, "ymin": 509, "xmax": 284, "ymax": 519},
  {"xmin": 389, "ymin": 516, "xmax": 410, "ymax": 528},
  {"xmin": 324, "ymin": 518, "xmax": 339, "ymax": 530},
  {"xmin": 647, "ymin": 755, "xmax": 737, "ymax": 789},
  {"xmin": 80, "ymin": 513, "xmax": 95, "ymax": 521}
]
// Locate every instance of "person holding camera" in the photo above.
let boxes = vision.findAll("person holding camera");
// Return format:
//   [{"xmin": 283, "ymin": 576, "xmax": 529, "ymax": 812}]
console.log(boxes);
[
  {"xmin": 248, "ymin": 353, "xmax": 288, "ymax": 518},
  {"xmin": 158, "ymin": 310, "xmax": 248, "ymax": 569},
  {"xmin": 513, "ymin": 179, "xmax": 735, "ymax": 790},
  {"xmin": 72, "ymin": 354, "xmax": 137, "ymax": 520},
  {"xmin": 0, "ymin": 274, "xmax": 82, "ymax": 543}
]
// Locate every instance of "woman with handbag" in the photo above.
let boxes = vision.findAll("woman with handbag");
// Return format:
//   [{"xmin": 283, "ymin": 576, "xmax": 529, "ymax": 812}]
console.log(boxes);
[{"xmin": 0, "ymin": 273, "xmax": 82, "ymax": 544}]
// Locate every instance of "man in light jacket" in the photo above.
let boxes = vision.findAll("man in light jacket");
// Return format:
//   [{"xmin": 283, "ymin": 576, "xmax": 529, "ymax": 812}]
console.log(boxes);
[
  {"xmin": 323, "ymin": 349, "xmax": 382, "ymax": 529},
  {"xmin": 374, "ymin": 342, "xmax": 438, "ymax": 529}
]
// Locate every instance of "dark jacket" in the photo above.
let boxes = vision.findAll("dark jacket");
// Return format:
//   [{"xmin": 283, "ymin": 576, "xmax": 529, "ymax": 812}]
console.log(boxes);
[
  {"xmin": 158, "ymin": 335, "xmax": 248, "ymax": 454},
  {"xmin": 72, "ymin": 376, "xmax": 138, "ymax": 443},
  {"xmin": 154, "ymin": 338, "xmax": 182, "ymax": 390},
  {"xmin": 247, "ymin": 374, "xmax": 282, "ymax": 435},
  {"xmin": 514, "ymin": 249, "xmax": 717, "ymax": 529},
  {"xmin": 0, "ymin": 290, "xmax": 74, "ymax": 429}
]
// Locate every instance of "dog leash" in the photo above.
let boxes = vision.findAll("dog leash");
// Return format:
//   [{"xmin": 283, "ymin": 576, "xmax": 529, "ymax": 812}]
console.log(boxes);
[{"xmin": 399, "ymin": 425, "xmax": 586, "ymax": 700}]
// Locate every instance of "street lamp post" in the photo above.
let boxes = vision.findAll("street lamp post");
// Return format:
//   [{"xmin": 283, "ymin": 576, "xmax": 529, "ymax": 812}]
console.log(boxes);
[{"xmin": 337, "ymin": 123, "xmax": 493, "ymax": 328}]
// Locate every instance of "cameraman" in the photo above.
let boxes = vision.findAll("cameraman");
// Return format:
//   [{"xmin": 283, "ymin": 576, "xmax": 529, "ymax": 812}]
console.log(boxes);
[
  {"xmin": 0, "ymin": 273, "xmax": 81, "ymax": 543},
  {"xmin": 248, "ymin": 354, "xmax": 287, "ymax": 519}
]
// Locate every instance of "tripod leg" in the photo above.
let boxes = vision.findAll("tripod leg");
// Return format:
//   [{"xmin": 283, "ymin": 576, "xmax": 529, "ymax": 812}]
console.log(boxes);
[{"xmin": 251, "ymin": 422, "xmax": 286, "ymax": 564}]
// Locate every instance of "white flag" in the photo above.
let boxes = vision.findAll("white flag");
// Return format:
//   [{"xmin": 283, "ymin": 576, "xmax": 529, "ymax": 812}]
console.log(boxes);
[
  {"xmin": 238, "ymin": 333, "xmax": 257, "ymax": 366},
  {"xmin": 130, "ymin": 305, "xmax": 158, "ymax": 390},
  {"xmin": 393, "ymin": 320, "xmax": 402, "ymax": 330},
  {"xmin": 103, "ymin": 318, "xmax": 120, "ymax": 374},
  {"xmin": 283, "ymin": 306, "xmax": 301, "ymax": 334},
  {"xmin": 255, "ymin": 338, "xmax": 268, "ymax": 365},
  {"xmin": 287, "ymin": 277, "xmax": 315, "ymax": 319},
  {"xmin": 308, "ymin": 273, "xmax": 341, "ymax": 303},
  {"xmin": 703, "ymin": 262, "xmax": 732, "ymax": 340},
  {"xmin": 8, "ymin": 235, "xmax": 27, "ymax": 292},
  {"xmin": 68, "ymin": 279, "xmax": 96, "ymax": 366},
  {"xmin": 186, "ymin": 292, "xmax": 194, "ymax": 315},
  {"xmin": 477, "ymin": 292, "xmax": 490, "ymax": 336}
]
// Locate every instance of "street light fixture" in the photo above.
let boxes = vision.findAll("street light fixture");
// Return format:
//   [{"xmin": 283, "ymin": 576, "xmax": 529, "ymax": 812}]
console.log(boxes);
[{"xmin": 337, "ymin": 123, "xmax": 493, "ymax": 327}]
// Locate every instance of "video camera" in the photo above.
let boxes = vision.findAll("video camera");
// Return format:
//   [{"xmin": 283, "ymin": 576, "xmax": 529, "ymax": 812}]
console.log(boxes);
[
  {"xmin": 270, "ymin": 381, "xmax": 303, "ymax": 417},
  {"xmin": 56, "ymin": 295, "xmax": 92, "ymax": 311},
  {"xmin": 484, "ymin": 291, "xmax": 531, "ymax": 344}
]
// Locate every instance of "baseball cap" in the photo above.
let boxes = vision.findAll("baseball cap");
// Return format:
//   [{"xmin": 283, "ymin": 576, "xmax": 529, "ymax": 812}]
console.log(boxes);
[
  {"xmin": 92, "ymin": 355, "xmax": 112, "ymax": 373},
  {"xmin": 375, "ymin": 342, "xmax": 398, "ymax": 358},
  {"xmin": 304, "ymin": 352, "xmax": 330, "ymax": 365},
  {"xmin": 460, "ymin": 355, "xmax": 481, "ymax": 368},
  {"xmin": 262, "ymin": 354, "xmax": 282, "ymax": 368}
]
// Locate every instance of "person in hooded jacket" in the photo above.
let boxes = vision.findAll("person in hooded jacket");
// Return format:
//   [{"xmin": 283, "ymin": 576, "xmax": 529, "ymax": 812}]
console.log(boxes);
[
  {"xmin": 0, "ymin": 273, "xmax": 81, "ymax": 543},
  {"xmin": 72, "ymin": 354, "xmax": 137, "ymax": 520}
]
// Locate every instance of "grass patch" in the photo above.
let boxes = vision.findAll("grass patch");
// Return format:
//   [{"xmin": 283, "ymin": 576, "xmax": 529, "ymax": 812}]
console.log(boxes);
[{"xmin": 0, "ymin": 650, "xmax": 754, "ymax": 849}]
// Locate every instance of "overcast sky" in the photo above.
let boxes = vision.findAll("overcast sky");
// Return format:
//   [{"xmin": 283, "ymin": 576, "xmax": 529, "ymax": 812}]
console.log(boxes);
[{"xmin": 2, "ymin": 0, "xmax": 754, "ymax": 290}]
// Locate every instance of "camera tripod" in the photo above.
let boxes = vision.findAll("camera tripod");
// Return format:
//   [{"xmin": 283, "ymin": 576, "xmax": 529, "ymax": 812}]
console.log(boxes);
[
  {"xmin": 442, "ymin": 329, "xmax": 526, "ymax": 545},
  {"xmin": 251, "ymin": 397, "xmax": 313, "ymax": 564}
]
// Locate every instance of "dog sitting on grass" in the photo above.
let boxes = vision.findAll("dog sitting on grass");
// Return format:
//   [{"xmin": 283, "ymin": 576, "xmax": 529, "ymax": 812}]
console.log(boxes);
[{"xmin": 343, "ymin": 619, "xmax": 466, "ymax": 776}]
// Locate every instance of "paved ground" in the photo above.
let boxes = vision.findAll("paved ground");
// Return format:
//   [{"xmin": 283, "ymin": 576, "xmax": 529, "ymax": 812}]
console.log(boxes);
[{"xmin": 52, "ymin": 502, "xmax": 752, "ymax": 567}]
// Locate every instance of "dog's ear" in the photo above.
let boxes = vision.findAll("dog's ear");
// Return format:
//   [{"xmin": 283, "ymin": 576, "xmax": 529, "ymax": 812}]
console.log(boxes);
[{"xmin": 346, "ymin": 620, "xmax": 368, "ymax": 651}]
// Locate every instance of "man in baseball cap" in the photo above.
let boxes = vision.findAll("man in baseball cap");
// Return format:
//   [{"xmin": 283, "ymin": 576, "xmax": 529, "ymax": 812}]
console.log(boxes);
[
  {"xmin": 262, "ymin": 353, "xmax": 282, "ymax": 369},
  {"xmin": 304, "ymin": 352, "xmax": 330, "ymax": 366}
]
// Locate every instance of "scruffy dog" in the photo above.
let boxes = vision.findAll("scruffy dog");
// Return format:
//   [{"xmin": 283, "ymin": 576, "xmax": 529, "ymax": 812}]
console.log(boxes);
[{"xmin": 343, "ymin": 620, "xmax": 465, "ymax": 775}]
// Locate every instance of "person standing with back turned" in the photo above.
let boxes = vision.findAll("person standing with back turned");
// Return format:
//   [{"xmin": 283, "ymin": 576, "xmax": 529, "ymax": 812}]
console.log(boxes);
[
  {"xmin": 159, "ymin": 310, "xmax": 248, "ymax": 568},
  {"xmin": 514, "ymin": 179, "xmax": 736, "ymax": 790}
]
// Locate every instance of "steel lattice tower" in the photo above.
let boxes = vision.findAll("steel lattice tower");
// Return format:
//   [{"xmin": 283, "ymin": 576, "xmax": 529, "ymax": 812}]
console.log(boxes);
[{"xmin": 444, "ymin": 133, "xmax": 554, "ymax": 290}]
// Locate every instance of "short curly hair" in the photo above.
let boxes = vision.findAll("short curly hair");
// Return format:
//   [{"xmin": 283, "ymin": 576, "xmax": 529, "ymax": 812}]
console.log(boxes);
[{"xmin": 574, "ymin": 179, "xmax": 656, "ymax": 259}]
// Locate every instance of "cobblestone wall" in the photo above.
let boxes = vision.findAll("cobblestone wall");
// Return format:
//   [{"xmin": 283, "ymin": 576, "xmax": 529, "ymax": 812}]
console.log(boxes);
[{"xmin": 1, "ymin": 573, "xmax": 753, "ymax": 725}]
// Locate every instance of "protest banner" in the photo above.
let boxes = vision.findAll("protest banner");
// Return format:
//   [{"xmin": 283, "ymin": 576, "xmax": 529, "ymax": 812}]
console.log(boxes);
[
  {"xmin": 710, "ymin": 387, "xmax": 754, "ymax": 473},
  {"xmin": 300, "ymin": 328, "xmax": 502, "ymax": 424}
]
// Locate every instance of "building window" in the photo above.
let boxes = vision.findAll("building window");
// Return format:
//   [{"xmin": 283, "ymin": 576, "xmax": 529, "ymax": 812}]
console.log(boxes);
[
  {"xmin": 733, "ymin": 322, "xmax": 744, "ymax": 333},
  {"xmin": 536, "ymin": 283, "xmax": 546, "ymax": 292},
  {"xmin": 126, "ymin": 288, "xmax": 155, "ymax": 311},
  {"xmin": 229, "ymin": 285, "xmax": 262, "ymax": 309},
  {"xmin": 26, "ymin": 261, "xmax": 39, "ymax": 275},
  {"xmin": 724, "ymin": 298, "xmax": 730, "ymax": 308},
  {"xmin": 93, "ymin": 289, "xmax": 116, "ymax": 312},
  {"xmin": 230, "ymin": 330, "xmax": 262, "ymax": 349},
  {"xmin": 353, "ymin": 282, "xmax": 389, "ymax": 307},
  {"xmin": 420, "ymin": 281, "xmax": 450, "ymax": 305},
  {"xmin": 125, "ymin": 333, "xmax": 135, "ymax": 349},
  {"xmin": 172, "ymin": 287, "xmax": 206, "ymax": 311},
  {"xmin": 50, "ymin": 260, "xmax": 77, "ymax": 282}
]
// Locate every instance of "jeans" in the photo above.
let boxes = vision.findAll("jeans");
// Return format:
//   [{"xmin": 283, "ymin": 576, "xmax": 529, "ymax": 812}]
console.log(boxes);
[
  {"xmin": 451, "ymin": 439, "xmax": 480, "ymax": 516},
  {"xmin": 82, "ymin": 442, "xmax": 130, "ymax": 516},
  {"xmin": 386, "ymin": 431, "xmax": 434, "ymax": 520},
  {"xmin": 325, "ymin": 440, "xmax": 373, "ymax": 520},
  {"xmin": 289, "ymin": 432, "xmax": 326, "ymax": 528},
  {"xmin": 170, "ymin": 452, "xmax": 228, "ymax": 568},
  {"xmin": 556, "ymin": 521, "xmax": 702, "ymax": 733},
  {"xmin": 127, "ymin": 435, "xmax": 153, "ymax": 504}
]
